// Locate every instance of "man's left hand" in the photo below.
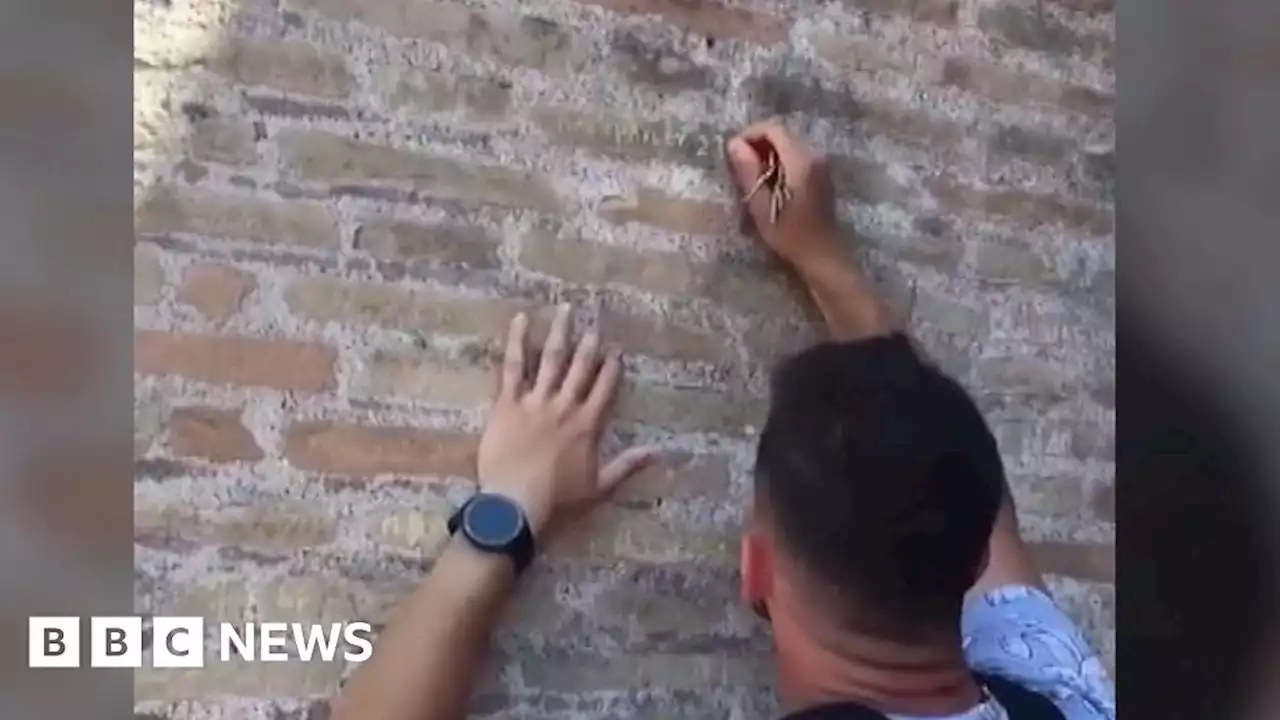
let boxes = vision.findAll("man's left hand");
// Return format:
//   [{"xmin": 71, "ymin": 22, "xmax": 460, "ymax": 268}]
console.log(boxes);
[{"xmin": 476, "ymin": 303, "xmax": 658, "ymax": 538}]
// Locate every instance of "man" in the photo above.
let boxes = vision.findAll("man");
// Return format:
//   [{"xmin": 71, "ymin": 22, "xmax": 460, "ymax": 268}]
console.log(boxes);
[{"xmin": 331, "ymin": 122, "xmax": 1117, "ymax": 720}]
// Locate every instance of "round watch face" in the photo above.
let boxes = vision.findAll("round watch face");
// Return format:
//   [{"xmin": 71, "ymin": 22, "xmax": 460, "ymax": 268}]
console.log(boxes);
[{"xmin": 462, "ymin": 494, "xmax": 524, "ymax": 548}]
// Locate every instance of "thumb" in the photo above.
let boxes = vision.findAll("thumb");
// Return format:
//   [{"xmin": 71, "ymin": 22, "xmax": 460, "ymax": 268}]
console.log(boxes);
[{"xmin": 599, "ymin": 445, "xmax": 661, "ymax": 495}]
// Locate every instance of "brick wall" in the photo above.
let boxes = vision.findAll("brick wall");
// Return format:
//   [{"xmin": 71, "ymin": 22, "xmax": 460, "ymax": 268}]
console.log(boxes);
[{"xmin": 133, "ymin": 0, "xmax": 1115, "ymax": 716}]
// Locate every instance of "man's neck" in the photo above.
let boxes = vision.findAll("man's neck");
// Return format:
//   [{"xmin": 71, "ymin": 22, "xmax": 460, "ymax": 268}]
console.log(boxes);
[{"xmin": 773, "ymin": 613, "xmax": 981, "ymax": 717}]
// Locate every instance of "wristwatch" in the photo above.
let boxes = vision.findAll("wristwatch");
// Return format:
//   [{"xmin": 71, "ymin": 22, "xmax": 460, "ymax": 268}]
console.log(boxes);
[{"xmin": 447, "ymin": 493, "xmax": 536, "ymax": 576}]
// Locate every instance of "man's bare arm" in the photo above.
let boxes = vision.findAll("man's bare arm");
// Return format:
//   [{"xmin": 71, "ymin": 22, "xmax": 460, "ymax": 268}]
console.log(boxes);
[
  {"xmin": 967, "ymin": 492, "xmax": 1047, "ymax": 597},
  {"xmin": 726, "ymin": 120, "xmax": 1044, "ymax": 596},
  {"xmin": 331, "ymin": 540, "xmax": 517, "ymax": 720},
  {"xmin": 790, "ymin": 249, "xmax": 896, "ymax": 341}
]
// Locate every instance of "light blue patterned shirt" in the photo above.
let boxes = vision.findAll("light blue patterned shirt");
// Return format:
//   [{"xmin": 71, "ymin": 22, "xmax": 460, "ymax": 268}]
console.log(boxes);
[{"xmin": 884, "ymin": 584, "xmax": 1116, "ymax": 720}]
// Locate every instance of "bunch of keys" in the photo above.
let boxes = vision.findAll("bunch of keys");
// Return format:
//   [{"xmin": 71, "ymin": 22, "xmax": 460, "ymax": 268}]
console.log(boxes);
[{"xmin": 743, "ymin": 142, "xmax": 793, "ymax": 225}]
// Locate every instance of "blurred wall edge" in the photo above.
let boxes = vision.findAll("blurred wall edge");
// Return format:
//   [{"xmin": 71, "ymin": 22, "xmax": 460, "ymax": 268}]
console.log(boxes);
[
  {"xmin": 1121, "ymin": 0, "xmax": 1280, "ymax": 718},
  {"xmin": 0, "ymin": 1, "xmax": 135, "ymax": 718}
]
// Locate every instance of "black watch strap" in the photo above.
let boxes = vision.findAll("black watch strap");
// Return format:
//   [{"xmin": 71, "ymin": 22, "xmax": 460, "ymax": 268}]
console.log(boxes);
[{"xmin": 447, "ymin": 495, "xmax": 536, "ymax": 576}]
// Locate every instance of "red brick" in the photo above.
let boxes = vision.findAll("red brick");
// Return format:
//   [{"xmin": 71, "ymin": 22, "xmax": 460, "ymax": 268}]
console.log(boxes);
[
  {"xmin": 464, "ymin": 13, "xmax": 584, "ymax": 72},
  {"xmin": 177, "ymin": 263, "xmax": 255, "ymax": 322},
  {"xmin": 135, "ymin": 185, "xmax": 340, "ymax": 249},
  {"xmin": 972, "ymin": 240, "xmax": 1060, "ymax": 290},
  {"xmin": 353, "ymin": 217, "xmax": 499, "ymax": 268},
  {"xmin": 285, "ymin": 277, "xmax": 520, "ymax": 339},
  {"xmin": 598, "ymin": 307, "xmax": 729, "ymax": 365},
  {"xmin": 741, "ymin": 315, "xmax": 825, "ymax": 366},
  {"xmin": 828, "ymin": 155, "xmax": 914, "ymax": 206},
  {"xmin": 1058, "ymin": 84, "xmax": 1113, "ymax": 116},
  {"xmin": 695, "ymin": 259, "xmax": 804, "ymax": 318},
  {"xmin": 869, "ymin": 229, "xmax": 963, "ymax": 272},
  {"xmin": 384, "ymin": 70, "xmax": 511, "ymax": 119},
  {"xmin": 616, "ymin": 382, "xmax": 767, "ymax": 435},
  {"xmin": 135, "ymin": 502, "xmax": 337, "ymax": 551},
  {"xmin": 1006, "ymin": 471, "xmax": 1087, "ymax": 517},
  {"xmin": 168, "ymin": 406, "xmax": 264, "ymax": 462},
  {"xmin": 521, "ymin": 233, "xmax": 694, "ymax": 295},
  {"xmin": 244, "ymin": 94, "xmax": 351, "ymax": 120},
  {"xmin": 211, "ymin": 37, "xmax": 354, "ymax": 98},
  {"xmin": 134, "ymin": 660, "xmax": 344, "ymax": 704},
  {"xmin": 842, "ymin": 0, "xmax": 958, "ymax": 26},
  {"xmin": 136, "ymin": 457, "xmax": 199, "ymax": 482},
  {"xmin": 521, "ymin": 234, "xmax": 797, "ymax": 317},
  {"xmin": 750, "ymin": 74, "xmax": 966, "ymax": 154},
  {"xmin": 972, "ymin": 354, "xmax": 1070, "ymax": 402},
  {"xmin": 600, "ymin": 188, "xmax": 734, "ymax": 237},
  {"xmin": 283, "ymin": 421, "xmax": 478, "ymax": 477},
  {"xmin": 174, "ymin": 158, "xmax": 209, "ymax": 184},
  {"xmin": 938, "ymin": 57, "xmax": 1112, "ymax": 117},
  {"xmin": 1029, "ymin": 541, "xmax": 1114, "ymax": 582},
  {"xmin": 748, "ymin": 75, "xmax": 859, "ymax": 127},
  {"xmin": 277, "ymin": 131, "xmax": 560, "ymax": 211},
  {"xmin": 987, "ymin": 125, "xmax": 1076, "ymax": 165},
  {"xmin": 978, "ymin": 4, "xmax": 1112, "ymax": 67},
  {"xmin": 285, "ymin": 0, "xmax": 469, "ymax": 45},
  {"xmin": 814, "ymin": 35, "xmax": 917, "ymax": 76},
  {"xmin": 550, "ymin": 507, "xmax": 737, "ymax": 565},
  {"xmin": 533, "ymin": 108, "xmax": 721, "ymax": 170},
  {"xmin": 1046, "ymin": 0, "xmax": 1114, "ymax": 13},
  {"xmin": 927, "ymin": 176, "xmax": 1113, "ymax": 235},
  {"xmin": 288, "ymin": 0, "xmax": 583, "ymax": 72},
  {"xmin": 614, "ymin": 452, "xmax": 733, "ymax": 506},
  {"xmin": 612, "ymin": 30, "xmax": 712, "ymax": 93},
  {"xmin": 570, "ymin": 0, "xmax": 789, "ymax": 45},
  {"xmin": 190, "ymin": 118, "xmax": 258, "ymax": 166},
  {"xmin": 135, "ymin": 330, "xmax": 337, "ymax": 393},
  {"xmin": 353, "ymin": 349, "xmax": 493, "ymax": 407}
]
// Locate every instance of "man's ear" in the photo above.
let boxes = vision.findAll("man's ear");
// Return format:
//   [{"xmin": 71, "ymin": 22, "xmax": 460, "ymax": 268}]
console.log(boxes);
[{"xmin": 740, "ymin": 529, "xmax": 774, "ymax": 605}]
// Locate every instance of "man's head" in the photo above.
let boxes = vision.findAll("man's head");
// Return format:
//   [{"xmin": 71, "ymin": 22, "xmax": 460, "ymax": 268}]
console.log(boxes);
[{"xmin": 742, "ymin": 335, "xmax": 1005, "ymax": 644}]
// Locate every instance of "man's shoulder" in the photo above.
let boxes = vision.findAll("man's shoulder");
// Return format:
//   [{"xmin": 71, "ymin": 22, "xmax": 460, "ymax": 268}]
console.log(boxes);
[{"xmin": 962, "ymin": 585, "xmax": 1116, "ymax": 720}]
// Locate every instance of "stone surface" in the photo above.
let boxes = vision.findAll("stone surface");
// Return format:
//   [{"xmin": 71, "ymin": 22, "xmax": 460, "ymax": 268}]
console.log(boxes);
[
  {"xmin": 135, "ymin": 331, "xmax": 337, "ymax": 393},
  {"xmin": 278, "ymin": 131, "xmax": 561, "ymax": 211},
  {"xmin": 352, "ymin": 349, "xmax": 494, "ymax": 407},
  {"xmin": 133, "ymin": 0, "xmax": 1115, "ymax": 713},
  {"xmin": 353, "ymin": 217, "xmax": 500, "ymax": 268},
  {"xmin": 134, "ymin": 245, "xmax": 166, "ymax": 305},
  {"xmin": 283, "ymin": 421, "xmax": 479, "ymax": 478},
  {"xmin": 135, "ymin": 186, "xmax": 341, "ymax": 249},
  {"xmin": 190, "ymin": 117, "xmax": 260, "ymax": 166},
  {"xmin": 167, "ymin": 405, "xmax": 264, "ymax": 462},
  {"xmin": 211, "ymin": 37, "xmax": 355, "ymax": 98},
  {"xmin": 177, "ymin": 263, "xmax": 256, "ymax": 322}
]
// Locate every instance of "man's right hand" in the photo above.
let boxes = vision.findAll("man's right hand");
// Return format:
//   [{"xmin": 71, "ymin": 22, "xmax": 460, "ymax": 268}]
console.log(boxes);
[
  {"xmin": 728, "ymin": 119, "xmax": 895, "ymax": 340},
  {"xmin": 726, "ymin": 119, "xmax": 843, "ymax": 274}
]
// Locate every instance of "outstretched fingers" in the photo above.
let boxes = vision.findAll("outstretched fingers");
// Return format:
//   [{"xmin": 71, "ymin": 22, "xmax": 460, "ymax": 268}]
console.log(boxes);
[
  {"xmin": 558, "ymin": 328, "xmax": 601, "ymax": 409},
  {"xmin": 583, "ymin": 348, "xmax": 623, "ymax": 424},
  {"xmin": 599, "ymin": 445, "xmax": 661, "ymax": 495},
  {"xmin": 533, "ymin": 303, "xmax": 572, "ymax": 398},
  {"xmin": 497, "ymin": 312, "xmax": 529, "ymax": 400}
]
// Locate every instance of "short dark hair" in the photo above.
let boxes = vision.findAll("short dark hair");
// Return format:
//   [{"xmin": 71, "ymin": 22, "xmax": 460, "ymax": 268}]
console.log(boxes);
[{"xmin": 755, "ymin": 334, "xmax": 1005, "ymax": 641}]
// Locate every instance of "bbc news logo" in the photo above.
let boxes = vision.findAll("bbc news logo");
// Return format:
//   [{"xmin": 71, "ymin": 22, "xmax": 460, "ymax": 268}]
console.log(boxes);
[{"xmin": 29, "ymin": 617, "xmax": 373, "ymax": 668}]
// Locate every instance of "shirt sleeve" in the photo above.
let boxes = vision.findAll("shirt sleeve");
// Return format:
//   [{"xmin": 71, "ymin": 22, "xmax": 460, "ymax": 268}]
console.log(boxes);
[{"xmin": 961, "ymin": 584, "xmax": 1116, "ymax": 720}]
